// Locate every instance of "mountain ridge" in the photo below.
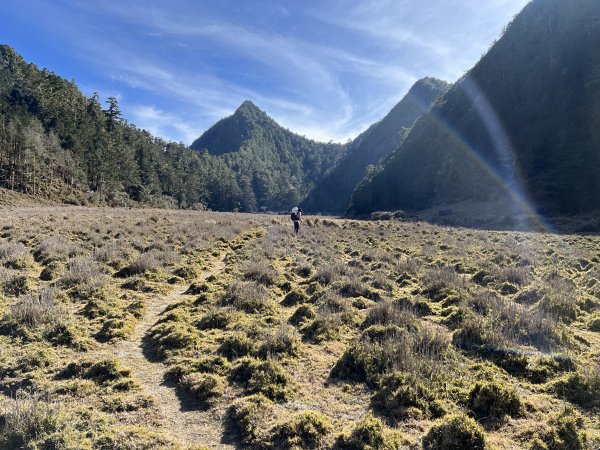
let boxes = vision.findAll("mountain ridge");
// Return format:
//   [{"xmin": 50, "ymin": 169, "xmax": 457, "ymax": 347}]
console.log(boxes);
[
  {"xmin": 304, "ymin": 77, "xmax": 450, "ymax": 214},
  {"xmin": 191, "ymin": 100, "xmax": 272, "ymax": 156},
  {"xmin": 347, "ymin": 0, "xmax": 600, "ymax": 229},
  {"xmin": 190, "ymin": 99, "xmax": 351, "ymax": 211}
]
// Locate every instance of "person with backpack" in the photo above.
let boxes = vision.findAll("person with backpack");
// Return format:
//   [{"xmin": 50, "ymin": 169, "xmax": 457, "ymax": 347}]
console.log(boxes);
[{"xmin": 291, "ymin": 207, "xmax": 302, "ymax": 235}]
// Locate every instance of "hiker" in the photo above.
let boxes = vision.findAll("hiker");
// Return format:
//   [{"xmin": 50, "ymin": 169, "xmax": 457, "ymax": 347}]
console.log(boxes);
[{"xmin": 291, "ymin": 207, "xmax": 302, "ymax": 235}]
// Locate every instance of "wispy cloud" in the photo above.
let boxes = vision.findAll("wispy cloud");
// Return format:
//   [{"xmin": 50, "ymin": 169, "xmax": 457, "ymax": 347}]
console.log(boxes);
[
  {"xmin": 13, "ymin": 0, "xmax": 530, "ymax": 143},
  {"xmin": 78, "ymin": 39, "xmax": 356, "ymax": 142},
  {"xmin": 314, "ymin": 0, "xmax": 531, "ymax": 81},
  {"xmin": 128, "ymin": 104, "xmax": 200, "ymax": 144},
  {"xmin": 67, "ymin": 0, "xmax": 415, "ymax": 141}
]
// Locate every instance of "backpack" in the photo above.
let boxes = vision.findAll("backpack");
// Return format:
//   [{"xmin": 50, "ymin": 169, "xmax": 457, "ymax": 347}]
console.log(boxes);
[{"xmin": 290, "ymin": 212, "xmax": 298, "ymax": 221}]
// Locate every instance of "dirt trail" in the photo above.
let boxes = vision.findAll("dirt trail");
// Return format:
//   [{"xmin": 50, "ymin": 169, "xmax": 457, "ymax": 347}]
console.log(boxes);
[{"xmin": 113, "ymin": 254, "xmax": 235, "ymax": 449}]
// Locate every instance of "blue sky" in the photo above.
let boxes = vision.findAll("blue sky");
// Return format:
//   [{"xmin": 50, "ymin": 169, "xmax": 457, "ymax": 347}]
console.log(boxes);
[{"xmin": 3, "ymin": 0, "xmax": 529, "ymax": 144}]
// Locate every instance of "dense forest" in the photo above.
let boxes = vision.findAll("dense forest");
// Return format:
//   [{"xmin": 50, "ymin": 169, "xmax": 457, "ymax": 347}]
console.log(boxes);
[
  {"xmin": 304, "ymin": 77, "xmax": 449, "ymax": 214},
  {"xmin": 191, "ymin": 101, "xmax": 350, "ymax": 212},
  {"xmin": 348, "ymin": 0, "xmax": 600, "ymax": 222},
  {"xmin": 0, "ymin": 45, "xmax": 296, "ymax": 211},
  {"xmin": 0, "ymin": 44, "xmax": 357, "ymax": 212},
  {"xmin": 2, "ymin": 0, "xmax": 599, "ymax": 224}
]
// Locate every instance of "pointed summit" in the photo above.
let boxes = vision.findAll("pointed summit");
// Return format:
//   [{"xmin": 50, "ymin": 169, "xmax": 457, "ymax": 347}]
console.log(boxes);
[
  {"xmin": 239, "ymin": 99, "xmax": 255, "ymax": 107},
  {"xmin": 190, "ymin": 101, "xmax": 349, "ymax": 211},
  {"xmin": 190, "ymin": 100, "xmax": 275, "ymax": 155},
  {"xmin": 232, "ymin": 100, "xmax": 269, "ymax": 122},
  {"xmin": 236, "ymin": 99, "xmax": 260, "ymax": 111}
]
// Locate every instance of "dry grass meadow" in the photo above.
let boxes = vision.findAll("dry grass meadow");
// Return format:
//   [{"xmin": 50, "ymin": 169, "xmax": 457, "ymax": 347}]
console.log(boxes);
[{"xmin": 0, "ymin": 206, "xmax": 599, "ymax": 449}]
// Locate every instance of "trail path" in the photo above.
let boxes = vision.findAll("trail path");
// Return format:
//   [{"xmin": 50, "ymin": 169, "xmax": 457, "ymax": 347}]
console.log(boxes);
[{"xmin": 113, "ymin": 253, "xmax": 235, "ymax": 449}]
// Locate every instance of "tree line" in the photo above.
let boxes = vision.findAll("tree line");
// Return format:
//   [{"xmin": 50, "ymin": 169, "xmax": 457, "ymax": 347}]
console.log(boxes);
[{"xmin": 0, "ymin": 44, "xmax": 243, "ymax": 210}]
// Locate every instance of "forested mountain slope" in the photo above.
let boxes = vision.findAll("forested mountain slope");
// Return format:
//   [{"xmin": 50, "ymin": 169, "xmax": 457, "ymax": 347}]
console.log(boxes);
[
  {"xmin": 348, "ymin": 0, "xmax": 600, "ymax": 225},
  {"xmin": 304, "ymin": 77, "xmax": 449, "ymax": 214},
  {"xmin": 191, "ymin": 101, "xmax": 349, "ymax": 212},
  {"xmin": 0, "ymin": 44, "xmax": 243, "ymax": 210}
]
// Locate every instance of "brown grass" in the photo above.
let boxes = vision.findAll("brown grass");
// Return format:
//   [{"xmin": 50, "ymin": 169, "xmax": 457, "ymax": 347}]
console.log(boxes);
[{"xmin": 0, "ymin": 207, "xmax": 598, "ymax": 449}]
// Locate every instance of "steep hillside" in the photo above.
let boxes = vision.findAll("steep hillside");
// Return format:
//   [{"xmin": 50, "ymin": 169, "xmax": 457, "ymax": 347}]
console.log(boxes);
[
  {"xmin": 304, "ymin": 77, "xmax": 449, "ymax": 214},
  {"xmin": 0, "ymin": 45, "xmax": 242, "ymax": 210},
  {"xmin": 348, "ymin": 0, "xmax": 600, "ymax": 226},
  {"xmin": 191, "ymin": 101, "xmax": 349, "ymax": 211}
]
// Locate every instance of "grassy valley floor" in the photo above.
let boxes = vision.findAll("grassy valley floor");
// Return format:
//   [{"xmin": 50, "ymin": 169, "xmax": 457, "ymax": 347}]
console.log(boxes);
[{"xmin": 0, "ymin": 207, "xmax": 598, "ymax": 449}]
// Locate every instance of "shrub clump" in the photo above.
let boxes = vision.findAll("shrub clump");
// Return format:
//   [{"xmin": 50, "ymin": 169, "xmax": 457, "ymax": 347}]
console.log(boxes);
[
  {"xmin": 536, "ymin": 276, "xmax": 579, "ymax": 323},
  {"xmin": 545, "ymin": 406, "xmax": 586, "ymax": 450},
  {"xmin": 317, "ymin": 294, "xmax": 355, "ymax": 323},
  {"xmin": 185, "ymin": 281, "xmax": 211, "ymax": 295},
  {"xmin": 372, "ymin": 371, "xmax": 445, "ymax": 420},
  {"xmin": 588, "ymin": 315, "xmax": 600, "ymax": 332},
  {"xmin": 331, "ymin": 324, "xmax": 448, "ymax": 384},
  {"xmin": 58, "ymin": 358, "xmax": 134, "ymax": 391},
  {"xmin": 33, "ymin": 236, "xmax": 77, "ymax": 264},
  {"xmin": 102, "ymin": 394, "xmax": 154, "ymax": 413},
  {"xmin": 115, "ymin": 251, "xmax": 162, "ymax": 277},
  {"xmin": 452, "ymin": 301, "xmax": 568, "ymax": 353},
  {"xmin": 3, "ymin": 273, "xmax": 31, "ymax": 296},
  {"xmin": 302, "ymin": 312, "xmax": 343, "ymax": 343},
  {"xmin": 230, "ymin": 357, "xmax": 294, "ymax": 401},
  {"xmin": 423, "ymin": 414, "xmax": 486, "ymax": 450},
  {"xmin": 258, "ymin": 326, "xmax": 300, "ymax": 359},
  {"xmin": 361, "ymin": 324, "xmax": 406, "ymax": 342},
  {"xmin": 221, "ymin": 281, "xmax": 274, "ymax": 313},
  {"xmin": 0, "ymin": 242, "xmax": 32, "ymax": 269},
  {"xmin": 93, "ymin": 426, "xmax": 178, "ymax": 449},
  {"xmin": 120, "ymin": 277, "xmax": 149, "ymax": 292},
  {"xmin": 173, "ymin": 265, "xmax": 199, "ymax": 280},
  {"xmin": 180, "ymin": 373, "xmax": 225, "ymax": 403},
  {"xmin": 527, "ymin": 406, "xmax": 587, "ymax": 450},
  {"xmin": 335, "ymin": 277, "xmax": 380, "ymax": 300},
  {"xmin": 282, "ymin": 289, "xmax": 308, "ymax": 307},
  {"xmin": 422, "ymin": 267, "xmax": 463, "ymax": 301},
  {"xmin": 166, "ymin": 356, "xmax": 230, "ymax": 381},
  {"xmin": 333, "ymin": 414, "xmax": 404, "ymax": 450},
  {"xmin": 228, "ymin": 394, "xmax": 273, "ymax": 446},
  {"xmin": 468, "ymin": 381, "xmax": 522, "ymax": 421},
  {"xmin": 311, "ymin": 263, "xmax": 346, "ymax": 285},
  {"xmin": 45, "ymin": 322, "xmax": 90, "ymax": 350},
  {"xmin": 270, "ymin": 411, "xmax": 331, "ymax": 449},
  {"xmin": 289, "ymin": 304, "xmax": 316, "ymax": 326},
  {"xmin": 60, "ymin": 257, "xmax": 102, "ymax": 289},
  {"xmin": 195, "ymin": 308, "xmax": 232, "ymax": 330},
  {"xmin": 294, "ymin": 265, "xmax": 312, "ymax": 278},
  {"xmin": 96, "ymin": 314, "xmax": 136, "ymax": 342},
  {"xmin": 551, "ymin": 365, "xmax": 600, "ymax": 409},
  {"xmin": 9, "ymin": 287, "xmax": 63, "ymax": 328},
  {"xmin": 84, "ymin": 359, "xmax": 132, "ymax": 385},
  {"xmin": 0, "ymin": 392, "xmax": 90, "ymax": 449},
  {"xmin": 218, "ymin": 333, "xmax": 254, "ymax": 360},
  {"xmin": 243, "ymin": 261, "xmax": 277, "ymax": 286},
  {"xmin": 39, "ymin": 261, "xmax": 63, "ymax": 281},
  {"xmin": 362, "ymin": 301, "xmax": 417, "ymax": 329},
  {"xmin": 148, "ymin": 321, "xmax": 198, "ymax": 358},
  {"xmin": 489, "ymin": 353, "xmax": 573, "ymax": 383}
]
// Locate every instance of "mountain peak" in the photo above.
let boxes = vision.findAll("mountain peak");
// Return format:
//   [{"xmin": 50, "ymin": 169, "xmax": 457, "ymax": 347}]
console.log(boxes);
[
  {"xmin": 190, "ymin": 98, "xmax": 349, "ymax": 211},
  {"xmin": 235, "ymin": 100, "xmax": 263, "ymax": 114},
  {"xmin": 413, "ymin": 76, "xmax": 448, "ymax": 87},
  {"xmin": 347, "ymin": 0, "xmax": 600, "ymax": 222},
  {"xmin": 239, "ymin": 99, "xmax": 257, "ymax": 108},
  {"xmin": 408, "ymin": 77, "xmax": 451, "ymax": 99},
  {"xmin": 304, "ymin": 75, "xmax": 448, "ymax": 214}
]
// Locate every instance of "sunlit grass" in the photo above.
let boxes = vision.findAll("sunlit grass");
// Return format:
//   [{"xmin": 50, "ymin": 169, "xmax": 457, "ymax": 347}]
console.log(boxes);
[{"xmin": 0, "ymin": 207, "xmax": 598, "ymax": 448}]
